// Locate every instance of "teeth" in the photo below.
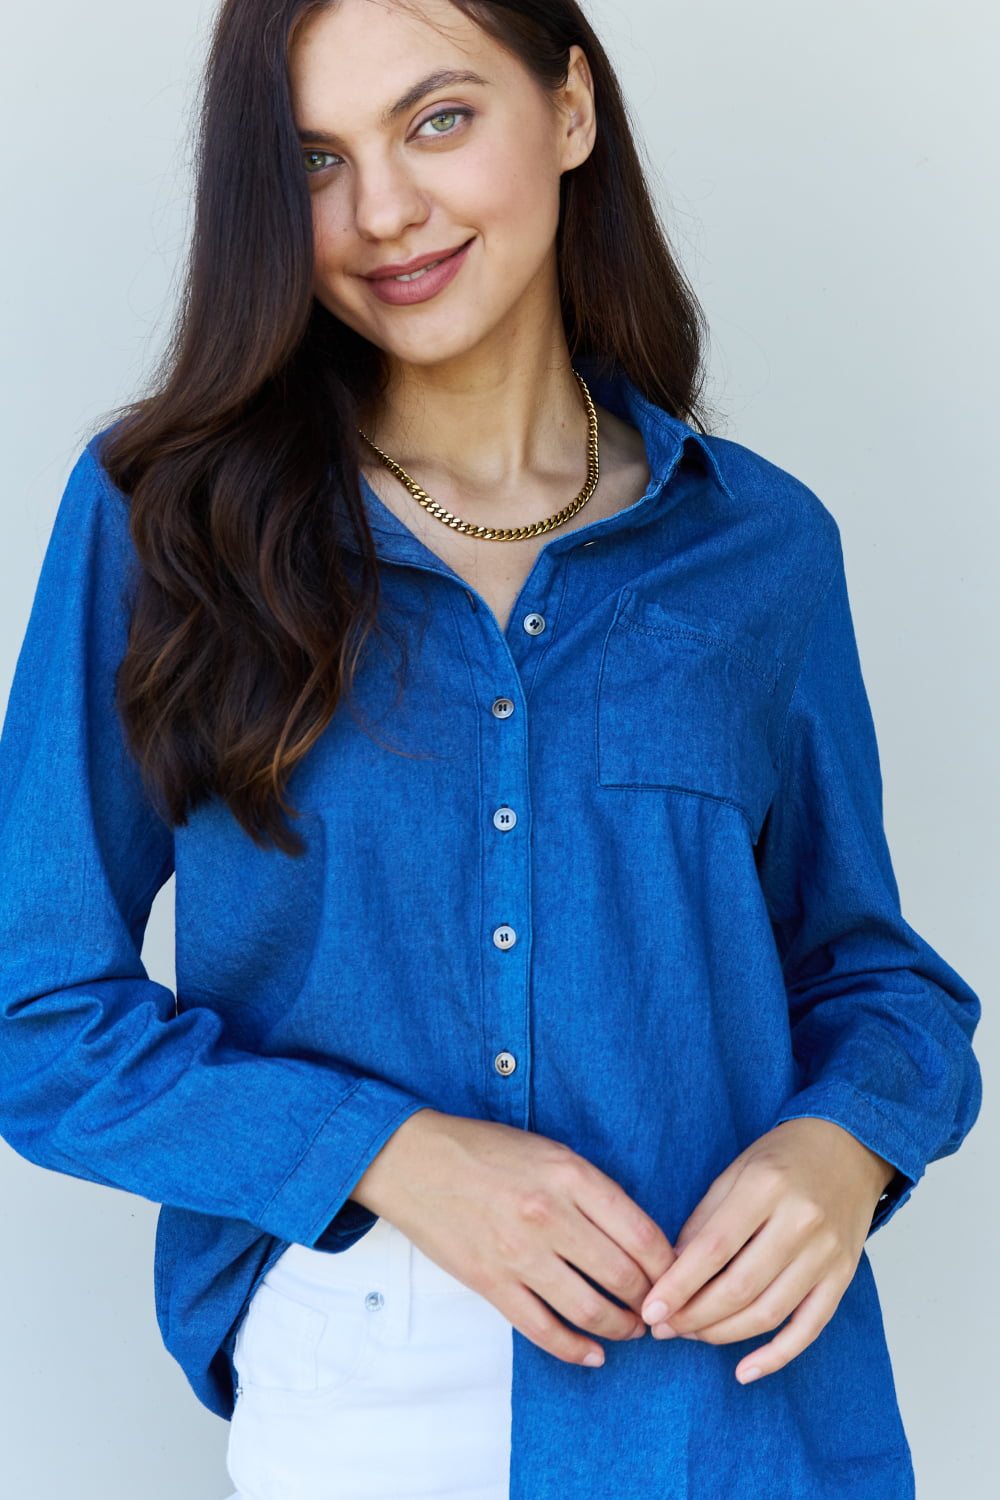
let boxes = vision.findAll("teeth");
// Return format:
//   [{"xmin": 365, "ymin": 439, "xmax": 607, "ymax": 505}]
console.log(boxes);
[{"xmin": 394, "ymin": 259, "xmax": 442, "ymax": 282}]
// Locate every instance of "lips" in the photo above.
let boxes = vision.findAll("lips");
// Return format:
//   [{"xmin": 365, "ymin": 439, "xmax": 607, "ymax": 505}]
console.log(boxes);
[
  {"xmin": 363, "ymin": 238, "xmax": 474, "ymax": 307},
  {"xmin": 389, "ymin": 257, "xmax": 448, "ymax": 283},
  {"xmin": 364, "ymin": 241, "xmax": 471, "ymax": 282}
]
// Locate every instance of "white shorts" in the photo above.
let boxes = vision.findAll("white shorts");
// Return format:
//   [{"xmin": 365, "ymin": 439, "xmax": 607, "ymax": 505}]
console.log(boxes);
[{"xmin": 225, "ymin": 1215, "xmax": 514, "ymax": 1500}]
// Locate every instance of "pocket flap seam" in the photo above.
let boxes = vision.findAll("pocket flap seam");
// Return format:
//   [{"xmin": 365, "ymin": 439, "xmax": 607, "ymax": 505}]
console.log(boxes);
[{"xmin": 613, "ymin": 616, "xmax": 781, "ymax": 690}]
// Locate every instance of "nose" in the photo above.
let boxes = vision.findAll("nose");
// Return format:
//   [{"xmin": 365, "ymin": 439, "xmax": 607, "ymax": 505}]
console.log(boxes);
[{"xmin": 352, "ymin": 152, "xmax": 429, "ymax": 244}]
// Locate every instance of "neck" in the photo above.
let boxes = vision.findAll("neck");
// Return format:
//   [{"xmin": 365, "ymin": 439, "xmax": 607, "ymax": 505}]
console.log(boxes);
[{"xmin": 358, "ymin": 287, "xmax": 589, "ymax": 508}]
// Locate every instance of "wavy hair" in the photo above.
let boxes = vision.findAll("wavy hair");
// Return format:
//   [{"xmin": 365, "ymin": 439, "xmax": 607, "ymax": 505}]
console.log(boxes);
[{"xmin": 99, "ymin": 0, "xmax": 708, "ymax": 854}]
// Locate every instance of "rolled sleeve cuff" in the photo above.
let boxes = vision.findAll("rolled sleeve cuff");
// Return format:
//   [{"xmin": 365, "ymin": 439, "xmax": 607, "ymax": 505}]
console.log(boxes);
[{"xmin": 259, "ymin": 1078, "xmax": 430, "ymax": 1248}]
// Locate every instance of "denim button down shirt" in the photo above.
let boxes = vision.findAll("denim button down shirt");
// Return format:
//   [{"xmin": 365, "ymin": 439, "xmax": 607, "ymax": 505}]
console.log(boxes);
[{"xmin": 0, "ymin": 360, "xmax": 981, "ymax": 1498}]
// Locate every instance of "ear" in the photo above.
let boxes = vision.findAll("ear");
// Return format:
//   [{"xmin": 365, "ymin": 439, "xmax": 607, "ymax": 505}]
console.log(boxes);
[{"xmin": 557, "ymin": 44, "xmax": 597, "ymax": 174}]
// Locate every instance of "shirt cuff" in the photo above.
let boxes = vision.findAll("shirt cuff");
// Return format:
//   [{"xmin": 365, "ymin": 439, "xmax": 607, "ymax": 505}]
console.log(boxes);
[{"xmin": 258, "ymin": 1080, "xmax": 430, "ymax": 1247}]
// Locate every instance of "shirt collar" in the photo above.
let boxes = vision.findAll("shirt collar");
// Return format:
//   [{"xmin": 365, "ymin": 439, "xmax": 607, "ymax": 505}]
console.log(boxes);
[
  {"xmin": 573, "ymin": 354, "xmax": 731, "ymax": 501},
  {"xmin": 340, "ymin": 357, "xmax": 729, "ymax": 563}
]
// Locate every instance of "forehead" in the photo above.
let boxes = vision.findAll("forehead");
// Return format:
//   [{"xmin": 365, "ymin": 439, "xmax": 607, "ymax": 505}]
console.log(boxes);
[
  {"xmin": 292, "ymin": 0, "xmax": 491, "ymax": 87},
  {"xmin": 289, "ymin": 0, "xmax": 525, "ymax": 123}
]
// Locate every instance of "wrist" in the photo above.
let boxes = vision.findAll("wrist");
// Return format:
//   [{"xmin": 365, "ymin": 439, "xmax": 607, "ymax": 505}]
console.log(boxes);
[
  {"xmin": 870, "ymin": 1156, "xmax": 899, "ymax": 1199},
  {"xmin": 350, "ymin": 1107, "xmax": 439, "ymax": 1216},
  {"xmin": 774, "ymin": 1115, "xmax": 897, "ymax": 1201},
  {"xmin": 847, "ymin": 1135, "xmax": 897, "ymax": 1199},
  {"xmin": 847, "ymin": 1139, "xmax": 899, "ymax": 1212}
]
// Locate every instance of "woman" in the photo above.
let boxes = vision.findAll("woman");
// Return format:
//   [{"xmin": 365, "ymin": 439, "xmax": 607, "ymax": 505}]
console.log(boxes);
[{"xmin": 0, "ymin": 0, "xmax": 981, "ymax": 1496}]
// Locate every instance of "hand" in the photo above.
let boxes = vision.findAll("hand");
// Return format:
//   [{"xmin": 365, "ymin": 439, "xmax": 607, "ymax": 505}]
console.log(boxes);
[
  {"xmin": 638, "ymin": 1117, "xmax": 896, "ymax": 1383},
  {"xmin": 351, "ymin": 1109, "xmax": 675, "ymax": 1369}
]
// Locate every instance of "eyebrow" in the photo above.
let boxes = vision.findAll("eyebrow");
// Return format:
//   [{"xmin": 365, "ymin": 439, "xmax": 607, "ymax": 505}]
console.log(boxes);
[{"xmin": 296, "ymin": 69, "xmax": 492, "ymax": 147}]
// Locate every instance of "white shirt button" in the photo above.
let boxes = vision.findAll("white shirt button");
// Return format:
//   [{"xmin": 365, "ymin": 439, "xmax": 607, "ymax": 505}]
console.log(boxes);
[
  {"xmin": 492, "ymin": 925, "xmax": 517, "ymax": 949},
  {"xmin": 365, "ymin": 1291, "xmax": 384, "ymax": 1311},
  {"xmin": 522, "ymin": 613, "xmax": 546, "ymax": 636},
  {"xmin": 491, "ymin": 697, "xmax": 515, "ymax": 719},
  {"xmin": 493, "ymin": 806, "xmax": 518, "ymax": 831},
  {"xmin": 494, "ymin": 1051, "xmax": 517, "ymax": 1076}
]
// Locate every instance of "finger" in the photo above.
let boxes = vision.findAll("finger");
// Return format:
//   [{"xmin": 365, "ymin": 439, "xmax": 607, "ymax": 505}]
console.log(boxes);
[
  {"xmin": 561, "ymin": 1238, "xmax": 659, "ymax": 1323},
  {"xmin": 575, "ymin": 1166, "xmax": 677, "ymax": 1285},
  {"xmin": 671, "ymin": 1243, "xmax": 835, "ymax": 1344},
  {"xmin": 505, "ymin": 1167, "xmax": 661, "ymax": 1326},
  {"xmin": 664, "ymin": 1215, "xmax": 829, "ymax": 1334},
  {"xmin": 547, "ymin": 1257, "xmax": 651, "ymax": 1341},
  {"xmin": 671, "ymin": 1159, "xmax": 745, "ymax": 1256},
  {"xmin": 642, "ymin": 1171, "xmax": 772, "ymax": 1323},
  {"xmin": 555, "ymin": 1189, "xmax": 665, "ymax": 1318},
  {"xmin": 733, "ymin": 1278, "xmax": 843, "ymax": 1383},
  {"xmin": 500, "ymin": 1281, "xmax": 625, "ymax": 1369}
]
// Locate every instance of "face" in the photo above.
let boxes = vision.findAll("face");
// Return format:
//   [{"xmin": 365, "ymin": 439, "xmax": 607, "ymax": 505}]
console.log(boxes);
[{"xmin": 287, "ymin": 0, "xmax": 596, "ymax": 374}]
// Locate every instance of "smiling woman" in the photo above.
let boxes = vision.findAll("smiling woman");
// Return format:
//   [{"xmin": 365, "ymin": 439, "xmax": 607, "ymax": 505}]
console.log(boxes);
[
  {"xmin": 290, "ymin": 3, "xmax": 584, "ymax": 363},
  {"xmin": 0, "ymin": 1, "xmax": 983, "ymax": 1499}
]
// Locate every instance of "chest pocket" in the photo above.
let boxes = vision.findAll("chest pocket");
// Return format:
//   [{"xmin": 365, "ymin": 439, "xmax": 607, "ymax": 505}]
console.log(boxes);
[{"xmin": 596, "ymin": 590, "xmax": 783, "ymax": 843}]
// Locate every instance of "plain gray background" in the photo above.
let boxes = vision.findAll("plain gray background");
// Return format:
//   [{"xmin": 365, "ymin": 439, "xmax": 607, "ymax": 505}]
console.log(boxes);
[{"xmin": 1, "ymin": 1, "xmax": 996, "ymax": 1495}]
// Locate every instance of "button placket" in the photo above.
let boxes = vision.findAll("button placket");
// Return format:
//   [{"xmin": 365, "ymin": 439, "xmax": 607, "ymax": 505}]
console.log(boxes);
[{"xmin": 481, "ymin": 670, "xmax": 530, "ymax": 1120}]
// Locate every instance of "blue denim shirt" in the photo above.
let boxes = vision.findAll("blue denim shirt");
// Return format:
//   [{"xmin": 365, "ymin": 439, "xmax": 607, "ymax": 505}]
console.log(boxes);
[{"xmin": 0, "ymin": 359, "xmax": 981, "ymax": 1498}]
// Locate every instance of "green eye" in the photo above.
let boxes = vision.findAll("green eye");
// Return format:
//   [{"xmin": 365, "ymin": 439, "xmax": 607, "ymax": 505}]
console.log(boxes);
[
  {"xmin": 417, "ymin": 108, "xmax": 472, "ymax": 139},
  {"xmin": 303, "ymin": 149, "xmax": 339, "ymax": 174}
]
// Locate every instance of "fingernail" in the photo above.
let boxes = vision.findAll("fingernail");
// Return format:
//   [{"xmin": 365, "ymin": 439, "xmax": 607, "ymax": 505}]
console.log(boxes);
[
  {"xmin": 628, "ymin": 1322, "xmax": 647, "ymax": 1339},
  {"xmin": 737, "ymin": 1364, "xmax": 762, "ymax": 1384},
  {"xmin": 583, "ymin": 1350, "xmax": 604, "ymax": 1367},
  {"xmin": 652, "ymin": 1322, "xmax": 677, "ymax": 1340},
  {"xmin": 644, "ymin": 1299, "xmax": 668, "ymax": 1323}
]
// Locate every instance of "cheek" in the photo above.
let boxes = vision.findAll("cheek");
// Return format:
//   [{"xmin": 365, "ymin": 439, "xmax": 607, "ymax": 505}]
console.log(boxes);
[
  {"xmin": 311, "ymin": 199, "xmax": 347, "ymax": 276},
  {"xmin": 310, "ymin": 203, "xmax": 363, "ymax": 318},
  {"xmin": 458, "ymin": 137, "xmax": 563, "ymax": 255}
]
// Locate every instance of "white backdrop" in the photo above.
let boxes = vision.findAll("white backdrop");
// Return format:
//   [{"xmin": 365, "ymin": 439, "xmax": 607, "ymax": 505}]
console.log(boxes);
[{"xmin": 1, "ymin": 2, "xmax": 995, "ymax": 1496}]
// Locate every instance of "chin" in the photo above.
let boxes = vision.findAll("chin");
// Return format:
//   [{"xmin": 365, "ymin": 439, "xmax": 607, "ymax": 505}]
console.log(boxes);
[
  {"xmin": 323, "ymin": 276, "xmax": 540, "ymax": 373},
  {"xmin": 359, "ymin": 313, "xmax": 503, "ymax": 372},
  {"xmin": 381, "ymin": 334, "xmax": 488, "ymax": 369}
]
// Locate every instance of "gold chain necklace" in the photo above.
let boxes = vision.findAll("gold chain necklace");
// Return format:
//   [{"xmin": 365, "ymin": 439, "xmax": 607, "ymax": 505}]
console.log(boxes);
[{"xmin": 357, "ymin": 369, "xmax": 600, "ymax": 542}]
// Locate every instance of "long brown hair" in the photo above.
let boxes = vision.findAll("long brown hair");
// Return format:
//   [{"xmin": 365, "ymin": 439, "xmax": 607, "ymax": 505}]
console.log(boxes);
[{"xmin": 99, "ymin": 0, "xmax": 709, "ymax": 855}]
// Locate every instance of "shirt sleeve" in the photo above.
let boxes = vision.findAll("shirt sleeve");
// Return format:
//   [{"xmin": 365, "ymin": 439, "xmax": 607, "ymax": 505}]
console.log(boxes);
[
  {"xmin": 754, "ymin": 538, "xmax": 982, "ymax": 1233},
  {"xmin": 0, "ymin": 442, "xmax": 429, "ymax": 1247}
]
